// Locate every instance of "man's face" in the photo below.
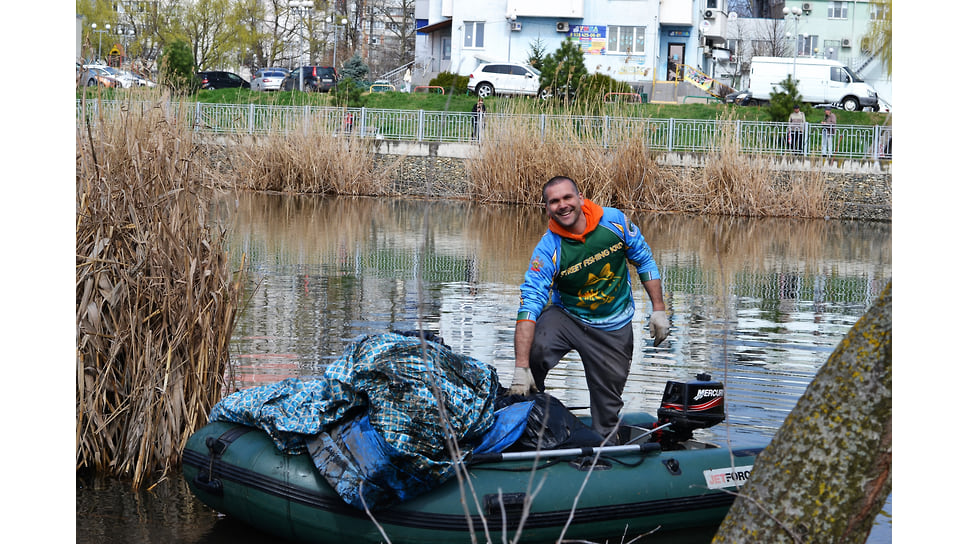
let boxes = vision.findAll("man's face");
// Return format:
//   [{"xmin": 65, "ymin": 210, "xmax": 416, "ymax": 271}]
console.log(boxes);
[{"xmin": 544, "ymin": 180, "xmax": 584, "ymax": 231}]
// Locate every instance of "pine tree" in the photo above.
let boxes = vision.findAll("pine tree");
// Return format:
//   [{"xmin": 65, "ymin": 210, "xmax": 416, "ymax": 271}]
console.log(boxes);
[{"xmin": 539, "ymin": 39, "xmax": 588, "ymax": 103}]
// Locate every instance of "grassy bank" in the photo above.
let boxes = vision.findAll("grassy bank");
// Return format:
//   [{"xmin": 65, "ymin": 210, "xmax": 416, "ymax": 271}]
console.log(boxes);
[{"xmin": 77, "ymin": 85, "xmax": 889, "ymax": 126}]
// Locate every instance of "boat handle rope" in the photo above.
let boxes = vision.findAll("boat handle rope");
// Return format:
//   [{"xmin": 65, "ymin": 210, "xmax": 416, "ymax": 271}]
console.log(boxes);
[{"xmin": 195, "ymin": 425, "xmax": 255, "ymax": 496}]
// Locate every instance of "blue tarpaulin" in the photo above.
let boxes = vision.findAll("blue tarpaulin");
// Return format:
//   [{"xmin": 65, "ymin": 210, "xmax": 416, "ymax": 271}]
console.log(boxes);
[{"xmin": 209, "ymin": 332, "xmax": 530, "ymax": 510}]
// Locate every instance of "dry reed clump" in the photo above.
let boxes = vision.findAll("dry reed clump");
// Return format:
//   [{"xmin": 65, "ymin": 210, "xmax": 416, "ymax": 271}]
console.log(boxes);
[
  {"xmin": 76, "ymin": 94, "xmax": 243, "ymax": 488},
  {"xmin": 677, "ymin": 116, "xmax": 831, "ymax": 218},
  {"xmin": 467, "ymin": 102, "xmax": 828, "ymax": 219},
  {"xmin": 227, "ymin": 117, "xmax": 393, "ymax": 196},
  {"xmin": 465, "ymin": 100, "xmax": 668, "ymax": 210}
]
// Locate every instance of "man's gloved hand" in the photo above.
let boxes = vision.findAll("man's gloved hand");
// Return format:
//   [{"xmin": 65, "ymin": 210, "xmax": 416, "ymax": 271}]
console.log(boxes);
[
  {"xmin": 507, "ymin": 366, "xmax": 537, "ymax": 396},
  {"xmin": 649, "ymin": 310, "xmax": 670, "ymax": 347}
]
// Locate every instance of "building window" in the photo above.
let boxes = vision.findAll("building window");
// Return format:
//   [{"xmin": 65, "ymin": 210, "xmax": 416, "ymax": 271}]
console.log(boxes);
[
  {"xmin": 823, "ymin": 39, "xmax": 840, "ymax": 60},
  {"xmin": 797, "ymin": 35, "xmax": 819, "ymax": 56},
  {"xmin": 706, "ymin": 0, "xmax": 717, "ymax": 9},
  {"xmin": 828, "ymin": 2, "xmax": 848, "ymax": 19},
  {"xmin": 607, "ymin": 26, "xmax": 646, "ymax": 54},
  {"xmin": 442, "ymin": 37, "xmax": 451, "ymax": 60},
  {"xmin": 463, "ymin": 21, "xmax": 485, "ymax": 49}
]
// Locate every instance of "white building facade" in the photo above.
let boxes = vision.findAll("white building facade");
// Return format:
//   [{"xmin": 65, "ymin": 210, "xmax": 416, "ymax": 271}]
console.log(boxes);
[
  {"xmin": 414, "ymin": 0, "xmax": 733, "ymax": 88},
  {"xmin": 413, "ymin": 0, "xmax": 889, "ymax": 109}
]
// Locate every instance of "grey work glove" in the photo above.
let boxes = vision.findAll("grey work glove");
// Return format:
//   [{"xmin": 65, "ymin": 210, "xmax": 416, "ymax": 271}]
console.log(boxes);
[
  {"xmin": 507, "ymin": 367, "xmax": 537, "ymax": 396},
  {"xmin": 649, "ymin": 310, "xmax": 670, "ymax": 347}
]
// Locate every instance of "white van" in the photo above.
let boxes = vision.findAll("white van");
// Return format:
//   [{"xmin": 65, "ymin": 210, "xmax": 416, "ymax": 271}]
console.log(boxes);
[{"xmin": 748, "ymin": 56, "xmax": 879, "ymax": 112}]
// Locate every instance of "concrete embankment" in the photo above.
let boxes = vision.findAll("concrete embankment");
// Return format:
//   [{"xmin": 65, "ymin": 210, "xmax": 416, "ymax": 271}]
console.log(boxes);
[{"xmin": 369, "ymin": 140, "xmax": 891, "ymax": 222}]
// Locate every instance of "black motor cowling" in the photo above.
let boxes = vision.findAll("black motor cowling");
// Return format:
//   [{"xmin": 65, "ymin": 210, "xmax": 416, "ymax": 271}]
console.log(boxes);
[{"xmin": 655, "ymin": 373, "xmax": 725, "ymax": 445}]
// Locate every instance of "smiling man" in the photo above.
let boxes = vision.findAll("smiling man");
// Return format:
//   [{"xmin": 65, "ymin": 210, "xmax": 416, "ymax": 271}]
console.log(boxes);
[{"xmin": 510, "ymin": 176, "xmax": 669, "ymax": 441}]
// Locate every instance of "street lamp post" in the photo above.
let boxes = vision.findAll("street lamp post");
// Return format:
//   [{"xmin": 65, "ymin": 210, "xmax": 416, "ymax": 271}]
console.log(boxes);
[
  {"xmin": 91, "ymin": 23, "xmax": 111, "ymax": 63},
  {"xmin": 289, "ymin": 0, "xmax": 314, "ymax": 91},
  {"xmin": 782, "ymin": 6, "xmax": 802, "ymax": 81},
  {"xmin": 117, "ymin": 26, "xmax": 135, "ymax": 67},
  {"xmin": 331, "ymin": 16, "xmax": 347, "ymax": 67}
]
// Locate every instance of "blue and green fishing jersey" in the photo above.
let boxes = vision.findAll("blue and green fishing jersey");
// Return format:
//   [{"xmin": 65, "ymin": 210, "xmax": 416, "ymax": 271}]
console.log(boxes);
[{"xmin": 517, "ymin": 201, "xmax": 660, "ymax": 331}]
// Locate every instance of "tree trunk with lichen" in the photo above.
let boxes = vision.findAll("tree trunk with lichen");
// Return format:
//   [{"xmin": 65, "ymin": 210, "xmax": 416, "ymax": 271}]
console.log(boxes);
[{"xmin": 713, "ymin": 282, "xmax": 891, "ymax": 543}]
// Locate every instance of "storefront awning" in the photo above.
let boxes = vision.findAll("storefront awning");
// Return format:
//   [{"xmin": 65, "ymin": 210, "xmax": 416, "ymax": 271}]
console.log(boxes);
[{"xmin": 416, "ymin": 19, "xmax": 452, "ymax": 34}]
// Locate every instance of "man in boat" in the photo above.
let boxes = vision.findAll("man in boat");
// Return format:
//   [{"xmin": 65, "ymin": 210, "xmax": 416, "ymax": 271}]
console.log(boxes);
[{"xmin": 509, "ymin": 175, "xmax": 670, "ymax": 441}]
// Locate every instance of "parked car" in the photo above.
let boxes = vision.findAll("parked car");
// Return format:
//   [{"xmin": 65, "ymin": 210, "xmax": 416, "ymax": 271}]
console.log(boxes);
[
  {"xmin": 104, "ymin": 67, "xmax": 157, "ymax": 88},
  {"xmin": 725, "ymin": 88, "xmax": 753, "ymax": 106},
  {"xmin": 81, "ymin": 65, "xmax": 122, "ymax": 88},
  {"xmin": 196, "ymin": 71, "xmax": 250, "ymax": 90},
  {"xmin": 251, "ymin": 68, "xmax": 288, "ymax": 92},
  {"xmin": 117, "ymin": 69, "xmax": 157, "ymax": 88},
  {"xmin": 466, "ymin": 62, "xmax": 549, "ymax": 99},
  {"xmin": 281, "ymin": 66, "xmax": 339, "ymax": 92}
]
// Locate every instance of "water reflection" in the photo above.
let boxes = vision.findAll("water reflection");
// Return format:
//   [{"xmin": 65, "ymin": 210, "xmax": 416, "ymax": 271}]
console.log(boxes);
[
  {"xmin": 219, "ymin": 193, "xmax": 890, "ymax": 444},
  {"xmin": 77, "ymin": 192, "xmax": 891, "ymax": 543}
]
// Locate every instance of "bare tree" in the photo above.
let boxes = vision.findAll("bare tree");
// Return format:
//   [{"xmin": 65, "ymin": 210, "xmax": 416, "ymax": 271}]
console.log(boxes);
[
  {"xmin": 754, "ymin": 18, "xmax": 791, "ymax": 57},
  {"xmin": 368, "ymin": 0, "xmax": 416, "ymax": 73},
  {"xmin": 182, "ymin": 0, "xmax": 235, "ymax": 69}
]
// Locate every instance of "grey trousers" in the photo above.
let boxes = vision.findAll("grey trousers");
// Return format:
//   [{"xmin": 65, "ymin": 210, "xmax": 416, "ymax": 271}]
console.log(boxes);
[{"xmin": 528, "ymin": 305, "xmax": 634, "ymax": 439}]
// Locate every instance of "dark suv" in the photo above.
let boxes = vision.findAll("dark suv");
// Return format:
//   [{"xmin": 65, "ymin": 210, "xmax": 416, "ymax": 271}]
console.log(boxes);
[
  {"xmin": 196, "ymin": 71, "xmax": 250, "ymax": 90},
  {"xmin": 281, "ymin": 66, "xmax": 339, "ymax": 92}
]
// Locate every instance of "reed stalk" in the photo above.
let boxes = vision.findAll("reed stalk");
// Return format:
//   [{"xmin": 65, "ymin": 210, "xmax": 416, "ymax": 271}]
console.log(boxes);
[{"xmin": 76, "ymin": 92, "xmax": 243, "ymax": 488}]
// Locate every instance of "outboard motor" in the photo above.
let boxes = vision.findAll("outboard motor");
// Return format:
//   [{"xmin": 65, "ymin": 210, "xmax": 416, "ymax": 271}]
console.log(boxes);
[{"xmin": 654, "ymin": 373, "xmax": 725, "ymax": 448}]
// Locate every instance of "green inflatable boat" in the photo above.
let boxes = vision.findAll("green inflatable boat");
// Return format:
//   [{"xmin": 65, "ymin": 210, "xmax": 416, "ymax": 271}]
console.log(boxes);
[{"xmin": 183, "ymin": 374, "xmax": 763, "ymax": 543}]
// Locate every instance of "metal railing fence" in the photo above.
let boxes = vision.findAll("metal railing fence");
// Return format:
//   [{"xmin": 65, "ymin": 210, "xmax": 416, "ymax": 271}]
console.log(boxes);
[{"xmin": 77, "ymin": 100, "xmax": 893, "ymax": 160}]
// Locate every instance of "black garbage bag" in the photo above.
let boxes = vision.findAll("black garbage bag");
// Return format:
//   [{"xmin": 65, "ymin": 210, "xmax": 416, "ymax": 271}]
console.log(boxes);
[{"xmin": 496, "ymin": 391, "xmax": 605, "ymax": 450}]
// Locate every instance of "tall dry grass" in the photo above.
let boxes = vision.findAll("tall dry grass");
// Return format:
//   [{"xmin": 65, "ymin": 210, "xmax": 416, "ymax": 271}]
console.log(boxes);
[
  {"xmin": 676, "ymin": 113, "xmax": 830, "ymax": 218},
  {"xmin": 467, "ymin": 103, "xmax": 829, "ymax": 219},
  {"xmin": 225, "ymin": 114, "xmax": 395, "ymax": 196},
  {"xmin": 76, "ymin": 92, "xmax": 243, "ymax": 487}
]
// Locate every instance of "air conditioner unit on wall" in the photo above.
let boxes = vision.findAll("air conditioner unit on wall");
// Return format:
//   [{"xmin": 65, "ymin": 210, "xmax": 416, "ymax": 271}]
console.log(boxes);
[
  {"xmin": 511, "ymin": 22, "xmax": 522, "ymax": 31},
  {"xmin": 802, "ymin": 3, "xmax": 812, "ymax": 14},
  {"xmin": 556, "ymin": 21, "xmax": 569, "ymax": 33},
  {"xmin": 842, "ymin": 38, "xmax": 852, "ymax": 48},
  {"xmin": 703, "ymin": 9, "xmax": 715, "ymax": 19}
]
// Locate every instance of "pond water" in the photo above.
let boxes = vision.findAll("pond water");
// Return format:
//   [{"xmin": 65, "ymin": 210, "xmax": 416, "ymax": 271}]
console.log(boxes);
[{"xmin": 76, "ymin": 192, "xmax": 892, "ymax": 543}]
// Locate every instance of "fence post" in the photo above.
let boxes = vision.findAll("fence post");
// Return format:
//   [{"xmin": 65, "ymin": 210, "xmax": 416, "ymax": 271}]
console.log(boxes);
[
  {"xmin": 249, "ymin": 103, "xmax": 255, "ymax": 134},
  {"xmin": 803, "ymin": 122, "xmax": 810, "ymax": 156},
  {"xmin": 871, "ymin": 126, "xmax": 879, "ymax": 160},
  {"xmin": 667, "ymin": 118, "xmax": 674, "ymax": 152},
  {"xmin": 603, "ymin": 115, "xmax": 609, "ymax": 149},
  {"xmin": 418, "ymin": 109, "xmax": 425, "ymax": 141},
  {"xmin": 359, "ymin": 107, "xmax": 366, "ymax": 138},
  {"xmin": 194, "ymin": 102, "xmax": 201, "ymax": 132},
  {"xmin": 540, "ymin": 113, "xmax": 546, "ymax": 142}
]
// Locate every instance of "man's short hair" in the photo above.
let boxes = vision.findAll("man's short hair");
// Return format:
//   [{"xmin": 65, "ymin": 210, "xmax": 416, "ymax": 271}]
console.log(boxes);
[{"xmin": 542, "ymin": 176, "xmax": 579, "ymax": 203}]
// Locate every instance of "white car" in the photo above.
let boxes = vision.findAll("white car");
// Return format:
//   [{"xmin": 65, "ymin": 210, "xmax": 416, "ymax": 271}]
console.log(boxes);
[
  {"xmin": 113, "ymin": 68, "xmax": 157, "ymax": 88},
  {"xmin": 466, "ymin": 62, "xmax": 549, "ymax": 99},
  {"xmin": 81, "ymin": 65, "xmax": 155, "ymax": 88},
  {"xmin": 251, "ymin": 68, "xmax": 288, "ymax": 92},
  {"xmin": 81, "ymin": 65, "xmax": 122, "ymax": 88}
]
